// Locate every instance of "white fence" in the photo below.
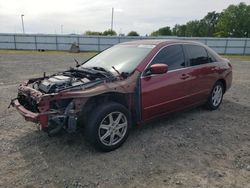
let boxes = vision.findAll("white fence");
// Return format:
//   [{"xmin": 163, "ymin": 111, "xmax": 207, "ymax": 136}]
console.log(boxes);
[{"xmin": 0, "ymin": 33, "xmax": 250, "ymax": 54}]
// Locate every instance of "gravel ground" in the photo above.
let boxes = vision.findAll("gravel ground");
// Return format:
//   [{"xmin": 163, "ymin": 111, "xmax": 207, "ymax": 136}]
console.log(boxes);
[{"xmin": 0, "ymin": 51, "xmax": 250, "ymax": 188}]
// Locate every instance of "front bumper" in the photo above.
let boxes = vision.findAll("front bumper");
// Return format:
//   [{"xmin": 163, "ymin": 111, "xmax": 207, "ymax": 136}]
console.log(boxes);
[
  {"xmin": 12, "ymin": 81, "xmax": 86, "ymax": 132},
  {"xmin": 13, "ymin": 99, "xmax": 49, "ymax": 129},
  {"xmin": 13, "ymin": 99, "xmax": 38, "ymax": 122}
]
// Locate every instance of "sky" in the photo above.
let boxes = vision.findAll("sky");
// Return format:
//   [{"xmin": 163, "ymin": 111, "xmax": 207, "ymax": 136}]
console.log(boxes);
[{"xmin": 0, "ymin": 0, "xmax": 249, "ymax": 35}]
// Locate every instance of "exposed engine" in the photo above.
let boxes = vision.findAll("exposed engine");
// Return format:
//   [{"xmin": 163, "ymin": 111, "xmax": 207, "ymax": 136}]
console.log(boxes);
[
  {"xmin": 32, "ymin": 67, "xmax": 115, "ymax": 94},
  {"xmin": 38, "ymin": 75, "xmax": 91, "ymax": 93}
]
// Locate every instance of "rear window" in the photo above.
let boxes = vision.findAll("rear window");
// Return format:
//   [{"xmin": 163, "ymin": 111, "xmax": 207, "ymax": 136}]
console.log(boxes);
[{"xmin": 184, "ymin": 45, "xmax": 209, "ymax": 66}]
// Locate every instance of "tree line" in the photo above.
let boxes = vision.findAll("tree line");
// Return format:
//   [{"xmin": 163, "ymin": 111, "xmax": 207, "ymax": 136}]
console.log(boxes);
[
  {"xmin": 85, "ymin": 2, "xmax": 250, "ymax": 38},
  {"xmin": 84, "ymin": 29, "xmax": 139, "ymax": 36},
  {"xmin": 152, "ymin": 2, "xmax": 250, "ymax": 38}
]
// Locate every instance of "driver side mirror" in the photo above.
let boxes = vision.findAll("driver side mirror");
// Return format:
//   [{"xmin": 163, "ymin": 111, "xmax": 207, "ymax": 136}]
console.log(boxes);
[{"xmin": 145, "ymin": 63, "xmax": 168, "ymax": 76}]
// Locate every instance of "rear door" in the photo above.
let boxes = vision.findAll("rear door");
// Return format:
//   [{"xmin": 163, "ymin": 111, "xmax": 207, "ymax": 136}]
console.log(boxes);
[
  {"xmin": 140, "ymin": 44, "xmax": 194, "ymax": 121},
  {"xmin": 183, "ymin": 44, "xmax": 217, "ymax": 103}
]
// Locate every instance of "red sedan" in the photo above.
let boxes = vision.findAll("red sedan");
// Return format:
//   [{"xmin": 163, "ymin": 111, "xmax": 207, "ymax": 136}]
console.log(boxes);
[{"xmin": 11, "ymin": 40, "xmax": 232, "ymax": 151}]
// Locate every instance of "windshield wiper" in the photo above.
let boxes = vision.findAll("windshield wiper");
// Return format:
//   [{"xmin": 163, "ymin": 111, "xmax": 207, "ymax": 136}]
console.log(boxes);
[
  {"xmin": 92, "ymin": 66, "xmax": 109, "ymax": 72},
  {"xmin": 74, "ymin": 58, "xmax": 80, "ymax": 67},
  {"xmin": 73, "ymin": 57, "xmax": 90, "ymax": 68},
  {"xmin": 91, "ymin": 66, "xmax": 114, "ymax": 77},
  {"xmin": 112, "ymin": 66, "xmax": 126, "ymax": 79}
]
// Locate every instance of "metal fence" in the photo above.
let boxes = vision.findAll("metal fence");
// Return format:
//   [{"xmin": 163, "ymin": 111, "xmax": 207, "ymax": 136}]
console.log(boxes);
[{"xmin": 0, "ymin": 33, "xmax": 250, "ymax": 54}]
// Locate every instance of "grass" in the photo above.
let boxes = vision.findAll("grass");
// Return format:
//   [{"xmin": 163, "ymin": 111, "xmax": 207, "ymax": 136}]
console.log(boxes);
[
  {"xmin": 222, "ymin": 55, "xmax": 250, "ymax": 61},
  {"xmin": 0, "ymin": 49, "xmax": 250, "ymax": 61},
  {"xmin": 0, "ymin": 49, "xmax": 97, "ymax": 57}
]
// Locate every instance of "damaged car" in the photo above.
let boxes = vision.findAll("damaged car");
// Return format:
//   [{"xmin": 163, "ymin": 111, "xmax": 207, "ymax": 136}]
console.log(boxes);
[{"xmin": 10, "ymin": 40, "xmax": 232, "ymax": 151}]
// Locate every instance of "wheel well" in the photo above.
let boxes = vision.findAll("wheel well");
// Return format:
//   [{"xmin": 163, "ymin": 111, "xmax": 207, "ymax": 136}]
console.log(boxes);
[
  {"xmin": 90, "ymin": 92, "xmax": 128, "ymax": 107},
  {"xmin": 79, "ymin": 92, "xmax": 129, "ymax": 124},
  {"xmin": 217, "ymin": 79, "xmax": 226, "ymax": 93}
]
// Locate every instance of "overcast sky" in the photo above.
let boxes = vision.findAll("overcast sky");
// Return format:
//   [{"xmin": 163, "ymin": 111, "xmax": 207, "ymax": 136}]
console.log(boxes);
[{"xmin": 0, "ymin": 0, "xmax": 249, "ymax": 35}]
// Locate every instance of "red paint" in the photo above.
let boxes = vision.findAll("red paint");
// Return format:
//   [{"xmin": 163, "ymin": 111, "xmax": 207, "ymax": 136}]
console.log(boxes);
[
  {"xmin": 12, "ymin": 40, "xmax": 232, "ymax": 128},
  {"xmin": 148, "ymin": 64, "xmax": 168, "ymax": 75}
]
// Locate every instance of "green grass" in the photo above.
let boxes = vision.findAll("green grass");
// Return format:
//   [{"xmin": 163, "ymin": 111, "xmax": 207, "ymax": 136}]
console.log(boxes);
[
  {"xmin": 1, "ymin": 49, "xmax": 249, "ymax": 61},
  {"xmin": 0, "ymin": 49, "xmax": 97, "ymax": 57},
  {"xmin": 222, "ymin": 55, "xmax": 250, "ymax": 61}
]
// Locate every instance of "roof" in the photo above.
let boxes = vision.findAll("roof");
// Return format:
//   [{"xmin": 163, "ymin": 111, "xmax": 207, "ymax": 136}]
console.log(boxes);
[{"xmin": 120, "ymin": 39, "xmax": 203, "ymax": 47}]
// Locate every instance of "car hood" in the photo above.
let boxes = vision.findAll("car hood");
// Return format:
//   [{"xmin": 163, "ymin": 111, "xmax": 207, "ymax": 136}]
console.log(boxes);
[{"xmin": 18, "ymin": 70, "xmax": 140, "ymax": 102}]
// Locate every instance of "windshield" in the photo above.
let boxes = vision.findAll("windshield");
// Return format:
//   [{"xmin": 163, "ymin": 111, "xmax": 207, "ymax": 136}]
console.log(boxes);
[{"xmin": 81, "ymin": 44, "xmax": 155, "ymax": 74}]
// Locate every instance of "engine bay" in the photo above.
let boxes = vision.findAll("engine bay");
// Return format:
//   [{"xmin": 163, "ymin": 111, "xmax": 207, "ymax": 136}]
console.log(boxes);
[{"xmin": 32, "ymin": 67, "xmax": 116, "ymax": 94}]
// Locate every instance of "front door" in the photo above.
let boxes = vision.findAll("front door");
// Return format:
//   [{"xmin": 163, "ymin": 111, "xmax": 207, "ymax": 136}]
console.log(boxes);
[{"xmin": 140, "ymin": 44, "xmax": 193, "ymax": 121}]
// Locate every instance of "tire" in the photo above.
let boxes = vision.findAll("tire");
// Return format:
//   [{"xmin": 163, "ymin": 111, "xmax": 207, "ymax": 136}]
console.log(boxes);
[
  {"xmin": 206, "ymin": 81, "xmax": 224, "ymax": 110},
  {"xmin": 85, "ymin": 102, "xmax": 131, "ymax": 152}
]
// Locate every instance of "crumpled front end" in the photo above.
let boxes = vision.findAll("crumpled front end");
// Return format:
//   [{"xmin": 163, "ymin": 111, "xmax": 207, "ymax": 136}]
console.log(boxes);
[
  {"xmin": 11, "ymin": 70, "xmax": 140, "ymax": 135},
  {"xmin": 12, "ymin": 80, "xmax": 87, "ymax": 135},
  {"xmin": 12, "ymin": 82, "xmax": 49, "ymax": 128}
]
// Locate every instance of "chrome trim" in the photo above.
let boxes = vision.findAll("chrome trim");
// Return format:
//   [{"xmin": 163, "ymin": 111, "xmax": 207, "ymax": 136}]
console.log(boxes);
[
  {"xmin": 168, "ymin": 67, "xmax": 190, "ymax": 73},
  {"xmin": 140, "ymin": 43, "xmax": 218, "ymax": 79},
  {"xmin": 141, "ymin": 62, "xmax": 217, "ymax": 79},
  {"xmin": 141, "ymin": 67, "xmax": 190, "ymax": 79},
  {"xmin": 141, "ymin": 43, "xmax": 186, "ymax": 78}
]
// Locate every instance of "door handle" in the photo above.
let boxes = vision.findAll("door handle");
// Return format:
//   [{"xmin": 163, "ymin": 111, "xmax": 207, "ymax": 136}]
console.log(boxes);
[{"xmin": 180, "ymin": 74, "xmax": 189, "ymax": 80}]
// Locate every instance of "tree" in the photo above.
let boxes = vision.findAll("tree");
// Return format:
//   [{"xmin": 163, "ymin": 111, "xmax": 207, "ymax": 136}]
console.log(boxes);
[
  {"xmin": 201, "ymin": 11, "xmax": 221, "ymax": 37},
  {"xmin": 216, "ymin": 2, "xmax": 250, "ymax": 37},
  {"xmin": 102, "ymin": 29, "xmax": 117, "ymax": 36},
  {"xmin": 84, "ymin": 30, "xmax": 102, "ymax": 36},
  {"xmin": 127, "ymin": 31, "xmax": 139, "ymax": 36},
  {"xmin": 181, "ymin": 11, "xmax": 221, "ymax": 37},
  {"xmin": 84, "ymin": 29, "xmax": 118, "ymax": 36},
  {"xmin": 185, "ymin": 20, "xmax": 202, "ymax": 37},
  {"xmin": 150, "ymin": 26, "xmax": 172, "ymax": 36},
  {"xmin": 154, "ymin": 2, "xmax": 250, "ymax": 38},
  {"xmin": 172, "ymin": 24, "xmax": 187, "ymax": 36}
]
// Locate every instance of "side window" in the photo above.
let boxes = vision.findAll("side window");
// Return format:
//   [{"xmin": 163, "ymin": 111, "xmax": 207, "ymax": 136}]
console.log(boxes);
[
  {"xmin": 151, "ymin": 45, "xmax": 185, "ymax": 70},
  {"xmin": 185, "ymin": 45, "xmax": 209, "ymax": 66}
]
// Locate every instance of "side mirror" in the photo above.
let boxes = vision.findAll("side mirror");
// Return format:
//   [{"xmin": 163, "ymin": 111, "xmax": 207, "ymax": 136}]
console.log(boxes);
[{"xmin": 145, "ymin": 63, "xmax": 168, "ymax": 76}]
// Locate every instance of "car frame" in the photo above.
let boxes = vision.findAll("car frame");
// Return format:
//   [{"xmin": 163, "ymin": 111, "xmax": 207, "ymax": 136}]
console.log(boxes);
[{"xmin": 11, "ymin": 40, "xmax": 232, "ymax": 151}]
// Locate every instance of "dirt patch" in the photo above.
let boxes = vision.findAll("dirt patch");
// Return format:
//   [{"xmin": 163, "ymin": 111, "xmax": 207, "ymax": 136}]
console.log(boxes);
[{"xmin": 0, "ymin": 52, "xmax": 249, "ymax": 188}]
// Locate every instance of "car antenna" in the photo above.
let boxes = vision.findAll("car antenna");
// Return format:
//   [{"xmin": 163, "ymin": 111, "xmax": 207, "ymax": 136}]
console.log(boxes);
[{"xmin": 112, "ymin": 66, "xmax": 123, "ymax": 79}]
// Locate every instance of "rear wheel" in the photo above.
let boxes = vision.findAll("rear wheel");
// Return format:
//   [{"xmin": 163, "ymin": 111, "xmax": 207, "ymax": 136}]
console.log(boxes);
[
  {"xmin": 85, "ymin": 102, "xmax": 131, "ymax": 152},
  {"xmin": 206, "ymin": 81, "xmax": 224, "ymax": 110}
]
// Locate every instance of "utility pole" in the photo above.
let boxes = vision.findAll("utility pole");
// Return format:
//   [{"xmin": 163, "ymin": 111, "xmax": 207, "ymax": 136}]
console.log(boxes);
[
  {"xmin": 61, "ymin": 25, "xmax": 63, "ymax": 34},
  {"xmin": 111, "ymin": 7, "xmax": 114, "ymax": 34},
  {"xmin": 21, "ymin": 14, "xmax": 25, "ymax": 34}
]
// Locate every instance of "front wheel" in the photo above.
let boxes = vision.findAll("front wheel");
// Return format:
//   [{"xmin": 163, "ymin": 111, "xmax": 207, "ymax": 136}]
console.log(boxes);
[
  {"xmin": 85, "ymin": 102, "xmax": 131, "ymax": 152},
  {"xmin": 206, "ymin": 81, "xmax": 224, "ymax": 110}
]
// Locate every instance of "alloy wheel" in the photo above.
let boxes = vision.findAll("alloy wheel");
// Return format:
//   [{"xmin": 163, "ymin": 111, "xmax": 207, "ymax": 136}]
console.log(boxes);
[
  {"xmin": 98, "ymin": 112, "xmax": 128, "ymax": 146},
  {"xmin": 212, "ymin": 85, "xmax": 223, "ymax": 107}
]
